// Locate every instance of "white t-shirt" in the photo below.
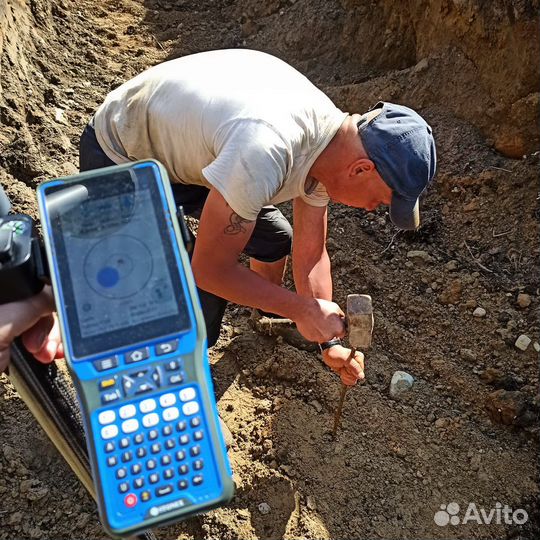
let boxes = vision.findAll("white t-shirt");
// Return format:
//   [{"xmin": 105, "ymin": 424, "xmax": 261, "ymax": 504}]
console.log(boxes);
[{"xmin": 94, "ymin": 49, "xmax": 347, "ymax": 220}]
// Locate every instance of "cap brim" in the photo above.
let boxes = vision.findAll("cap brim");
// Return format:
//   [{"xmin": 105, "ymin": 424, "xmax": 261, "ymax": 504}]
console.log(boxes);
[{"xmin": 390, "ymin": 193, "xmax": 420, "ymax": 230}]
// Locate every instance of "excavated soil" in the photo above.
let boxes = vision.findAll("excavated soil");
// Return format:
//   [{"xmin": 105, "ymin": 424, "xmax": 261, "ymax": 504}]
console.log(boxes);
[{"xmin": 0, "ymin": 1, "xmax": 539, "ymax": 539}]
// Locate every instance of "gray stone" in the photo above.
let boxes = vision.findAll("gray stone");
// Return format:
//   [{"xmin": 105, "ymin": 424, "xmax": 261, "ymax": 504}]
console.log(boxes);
[
  {"xmin": 26, "ymin": 486, "xmax": 49, "ymax": 501},
  {"xmin": 473, "ymin": 307, "xmax": 486, "ymax": 317},
  {"xmin": 459, "ymin": 348, "xmax": 476, "ymax": 362},
  {"xmin": 390, "ymin": 371, "xmax": 414, "ymax": 397},
  {"xmin": 54, "ymin": 107, "xmax": 66, "ymax": 123},
  {"xmin": 258, "ymin": 502, "xmax": 271, "ymax": 515},
  {"xmin": 306, "ymin": 495, "xmax": 317, "ymax": 510},
  {"xmin": 310, "ymin": 400, "xmax": 323, "ymax": 413},
  {"xmin": 19, "ymin": 479, "xmax": 34, "ymax": 494},
  {"xmin": 515, "ymin": 335, "xmax": 531, "ymax": 351}
]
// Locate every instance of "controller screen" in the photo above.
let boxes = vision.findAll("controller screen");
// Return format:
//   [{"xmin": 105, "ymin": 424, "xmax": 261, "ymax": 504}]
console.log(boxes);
[{"xmin": 44, "ymin": 164, "xmax": 191, "ymax": 358}]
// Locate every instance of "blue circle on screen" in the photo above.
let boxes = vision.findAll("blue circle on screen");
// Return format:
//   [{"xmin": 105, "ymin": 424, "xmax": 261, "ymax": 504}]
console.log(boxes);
[{"xmin": 97, "ymin": 266, "xmax": 120, "ymax": 288}]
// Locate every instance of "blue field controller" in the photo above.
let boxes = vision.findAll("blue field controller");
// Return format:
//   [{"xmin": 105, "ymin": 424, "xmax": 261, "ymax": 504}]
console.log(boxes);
[{"xmin": 37, "ymin": 160, "xmax": 234, "ymax": 537}]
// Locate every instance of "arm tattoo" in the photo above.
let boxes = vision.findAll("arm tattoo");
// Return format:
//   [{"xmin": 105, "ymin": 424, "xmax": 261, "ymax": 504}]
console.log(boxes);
[{"xmin": 224, "ymin": 211, "xmax": 253, "ymax": 235}]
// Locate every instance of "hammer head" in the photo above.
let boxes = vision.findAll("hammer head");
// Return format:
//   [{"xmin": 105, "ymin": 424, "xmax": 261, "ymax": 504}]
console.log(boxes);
[{"xmin": 346, "ymin": 294, "xmax": 373, "ymax": 349}]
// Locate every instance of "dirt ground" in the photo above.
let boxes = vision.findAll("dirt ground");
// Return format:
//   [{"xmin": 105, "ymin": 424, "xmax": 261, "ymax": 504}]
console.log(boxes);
[{"xmin": 0, "ymin": 0, "xmax": 539, "ymax": 539}]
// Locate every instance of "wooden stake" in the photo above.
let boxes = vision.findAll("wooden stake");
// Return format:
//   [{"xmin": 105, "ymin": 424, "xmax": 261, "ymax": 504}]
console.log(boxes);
[
  {"xmin": 332, "ymin": 347, "xmax": 356, "ymax": 437},
  {"xmin": 332, "ymin": 384, "xmax": 349, "ymax": 436}
]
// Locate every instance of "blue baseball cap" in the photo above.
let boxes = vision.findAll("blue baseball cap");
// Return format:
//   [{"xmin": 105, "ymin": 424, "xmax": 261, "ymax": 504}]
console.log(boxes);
[{"xmin": 358, "ymin": 102, "xmax": 436, "ymax": 230}]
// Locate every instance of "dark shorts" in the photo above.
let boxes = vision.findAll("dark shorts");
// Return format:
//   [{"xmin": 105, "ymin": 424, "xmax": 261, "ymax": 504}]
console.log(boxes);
[{"xmin": 79, "ymin": 123, "xmax": 292, "ymax": 346}]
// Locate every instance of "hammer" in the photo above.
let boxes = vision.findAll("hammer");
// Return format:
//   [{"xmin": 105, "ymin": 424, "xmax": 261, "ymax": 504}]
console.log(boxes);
[{"xmin": 332, "ymin": 294, "xmax": 373, "ymax": 436}]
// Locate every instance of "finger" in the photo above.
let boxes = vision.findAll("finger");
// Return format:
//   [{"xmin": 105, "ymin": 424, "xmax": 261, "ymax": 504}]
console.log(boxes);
[
  {"xmin": 344, "ymin": 353, "xmax": 364, "ymax": 373},
  {"xmin": 0, "ymin": 287, "xmax": 55, "ymax": 343},
  {"xmin": 33, "ymin": 348, "xmax": 55, "ymax": 364},
  {"xmin": 354, "ymin": 351, "xmax": 365, "ymax": 370},
  {"xmin": 346, "ymin": 357, "xmax": 364, "ymax": 379},
  {"xmin": 34, "ymin": 336, "xmax": 60, "ymax": 364},
  {"xmin": 56, "ymin": 342, "xmax": 65, "ymax": 359},
  {"xmin": 340, "ymin": 369, "xmax": 358, "ymax": 386},
  {"xmin": 345, "ymin": 364, "xmax": 364, "ymax": 382},
  {"xmin": 42, "ymin": 339, "xmax": 59, "ymax": 363},
  {"xmin": 21, "ymin": 315, "xmax": 54, "ymax": 353}
]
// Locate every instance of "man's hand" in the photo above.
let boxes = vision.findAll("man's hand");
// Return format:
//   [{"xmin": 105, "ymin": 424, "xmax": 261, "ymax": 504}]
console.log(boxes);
[
  {"xmin": 294, "ymin": 298, "xmax": 346, "ymax": 343},
  {"xmin": 322, "ymin": 345, "xmax": 365, "ymax": 386},
  {"xmin": 0, "ymin": 286, "xmax": 63, "ymax": 373}
]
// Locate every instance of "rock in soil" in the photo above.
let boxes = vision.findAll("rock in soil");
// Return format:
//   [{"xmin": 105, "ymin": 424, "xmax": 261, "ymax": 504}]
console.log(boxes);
[
  {"xmin": 517, "ymin": 293, "xmax": 532, "ymax": 308},
  {"xmin": 257, "ymin": 502, "xmax": 271, "ymax": 515},
  {"xmin": 515, "ymin": 334, "xmax": 532, "ymax": 351},
  {"xmin": 389, "ymin": 371, "xmax": 415, "ymax": 398},
  {"xmin": 485, "ymin": 389, "xmax": 533, "ymax": 426}
]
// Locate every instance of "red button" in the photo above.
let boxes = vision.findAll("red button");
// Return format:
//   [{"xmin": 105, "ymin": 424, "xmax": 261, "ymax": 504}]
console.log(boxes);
[{"xmin": 124, "ymin": 493, "xmax": 138, "ymax": 508}]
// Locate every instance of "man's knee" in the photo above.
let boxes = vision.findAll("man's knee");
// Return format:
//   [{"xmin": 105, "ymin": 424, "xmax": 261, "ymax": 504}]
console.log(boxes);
[{"xmin": 244, "ymin": 206, "xmax": 292, "ymax": 263}]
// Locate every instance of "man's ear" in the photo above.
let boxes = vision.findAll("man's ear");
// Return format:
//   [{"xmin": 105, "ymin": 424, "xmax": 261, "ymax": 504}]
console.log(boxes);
[{"xmin": 349, "ymin": 158, "xmax": 375, "ymax": 177}]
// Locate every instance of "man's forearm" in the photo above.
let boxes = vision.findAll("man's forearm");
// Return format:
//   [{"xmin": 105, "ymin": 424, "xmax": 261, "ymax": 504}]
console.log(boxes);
[
  {"xmin": 293, "ymin": 248, "xmax": 333, "ymax": 301},
  {"xmin": 194, "ymin": 262, "xmax": 313, "ymax": 321}
]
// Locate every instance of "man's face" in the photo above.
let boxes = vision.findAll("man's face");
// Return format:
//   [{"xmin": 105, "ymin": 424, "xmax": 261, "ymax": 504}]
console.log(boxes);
[{"xmin": 355, "ymin": 169, "xmax": 392, "ymax": 211}]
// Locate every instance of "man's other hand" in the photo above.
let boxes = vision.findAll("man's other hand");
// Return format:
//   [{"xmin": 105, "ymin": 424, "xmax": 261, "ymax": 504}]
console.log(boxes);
[
  {"xmin": 322, "ymin": 345, "xmax": 365, "ymax": 386},
  {"xmin": 0, "ymin": 286, "xmax": 62, "ymax": 373}
]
